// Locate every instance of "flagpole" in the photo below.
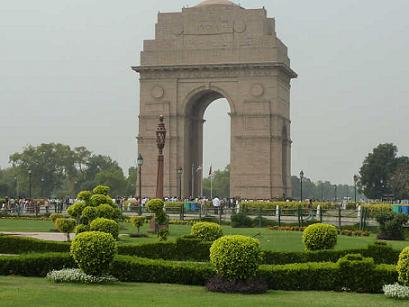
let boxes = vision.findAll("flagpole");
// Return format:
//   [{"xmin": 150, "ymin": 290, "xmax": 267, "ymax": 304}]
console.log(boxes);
[{"xmin": 210, "ymin": 173, "xmax": 213, "ymax": 200}]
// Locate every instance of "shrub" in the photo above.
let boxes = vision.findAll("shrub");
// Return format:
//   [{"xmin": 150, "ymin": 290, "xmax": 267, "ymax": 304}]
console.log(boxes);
[
  {"xmin": 90, "ymin": 194, "xmax": 113, "ymax": 207},
  {"xmin": 146, "ymin": 199, "xmax": 165, "ymax": 214},
  {"xmin": 111, "ymin": 255, "xmax": 214, "ymax": 285},
  {"xmin": 67, "ymin": 202, "xmax": 87, "ymax": 220},
  {"xmin": 377, "ymin": 214, "xmax": 408, "ymax": 241},
  {"xmin": 50, "ymin": 213, "xmax": 64, "ymax": 224},
  {"xmin": 146, "ymin": 199, "xmax": 168, "ymax": 226},
  {"xmin": 210, "ymin": 235, "xmax": 261, "ymax": 281},
  {"xmin": 231, "ymin": 212, "xmax": 253, "ymax": 228},
  {"xmin": 0, "ymin": 235, "xmax": 70, "ymax": 254},
  {"xmin": 383, "ymin": 284, "xmax": 409, "ymax": 300},
  {"xmin": 206, "ymin": 276, "xmax": 268, "ymax": 294},
  {"xmin": 80, "ymin": 206, "xmax": 98, "ymax": 225},
  {"xmin": 54, "ymin": 218, "xmax": 76, "ymax": 242},
  {"xmin": 158, "ymin": 228, "xmax": 169, "ymax": 241},
  {"xmin": 0, "ymin": 253, "xmax": 74, "ymax": 277},
  {"xmin": 92, "ymin": 185, "xmax": 110, "ymax": 196},
  {"xmin": 46, "ymin": 268, "xmax": 117, "ymax": 284},
  {"xmin": 96, "ymin": 204, "xmax": 120, "ymax": 220},
  {"xmin": 191, "ymin": 222, "xmax": 223, "ymax": 241},
  {"xmin": 70, "ymin": 231, "xmax": 117, "ymax": 276},
  {"xmin": 337, "ymin": 254, "xmax": 375, "ymax": 291},
  {"xmin": 130, "ymin": 216, "xmax": 145, "ymax": 233},
  {"xmin": 75, "ymin": 224, "xmax": 90, "ymax": 234},
  {"xmin": 77, "ymin": 191, "xmax": 92, "ymax": 204},
  {"xmin": 398, "ymin": 247, "xmax": 409, "ymax": 286},
  {"xmin": 90, "ymin": 218, "xmax": 119, "ymax": 239},
  {"xmin": 303, "ymin": 223, "xmax": 337, "ymax": 251}
]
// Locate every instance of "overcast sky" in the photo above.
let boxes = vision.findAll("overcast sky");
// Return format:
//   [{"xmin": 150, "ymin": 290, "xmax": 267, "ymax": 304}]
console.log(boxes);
[{"xmin": 1, "ymin": 0, "xmax": 408, "ymax": 184}]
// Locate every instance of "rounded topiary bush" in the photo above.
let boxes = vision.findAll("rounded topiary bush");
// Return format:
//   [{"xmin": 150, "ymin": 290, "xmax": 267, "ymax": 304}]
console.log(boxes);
[
  {"xmin": 77, "ymin": 191, "xmax": 92, "ymax": 203},
  {"xmin": 92, "ymin": 185, "xmax": 110, "ymax": 195},
  {"xmin": 191, "ymin": 222, "xmax": 223, "ymax": 241},
  {"xmin": 398, "ymin": 247, "xmax": 409, "ymax": 286},
  {"xmin": 71, "ymin": 231, "xmax": 117, "ymax": 276},
  {"xmin": 75, "ymin": 224, "xmax": 90, "ymax": 234},
  {"xmin": 67, "ymin": 202, "xmax": 87, "ymax": 219},
  {"xmin": 50, "ymin": 213, "xmax": 65, "ymax": 224},
  {"xmin": 302, "ymin": 223, "xmax": 337, "ymax": 251},
  {"xmin": 146, "ymin": 199, "xmax": 164, "ymax": 214},
  {"xmin": 81, "ymin": 206, "xmax": 98, "ymax": 225},
  {"xmin": 210, "ymin": 235, "xmax": 261, "ymax": 281},
  {"xmin": 90, "ymin": 218, "xmax": 119, "ymax": 239},
  {"xmin": 90, "ymin": 194, "xmax": 113, "ymax": 207},
  {"xmin": 55, "ymin": 218, "xmax": 76, "ymax": 241},
  {"xmin": 96, "ymin": 204, "xmax": 120, "ymax": 220}
]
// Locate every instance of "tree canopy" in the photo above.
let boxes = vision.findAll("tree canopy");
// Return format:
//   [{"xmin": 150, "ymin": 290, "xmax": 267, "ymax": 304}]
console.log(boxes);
[{"xmin": 1, "ymin": 143, "xmax": 136, "ymax": 198}]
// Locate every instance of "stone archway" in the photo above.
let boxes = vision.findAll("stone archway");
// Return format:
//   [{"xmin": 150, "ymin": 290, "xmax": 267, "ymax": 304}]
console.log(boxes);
[{"xmin": 133, "ymin": 0, "xmax": 297, "ymax": 199}]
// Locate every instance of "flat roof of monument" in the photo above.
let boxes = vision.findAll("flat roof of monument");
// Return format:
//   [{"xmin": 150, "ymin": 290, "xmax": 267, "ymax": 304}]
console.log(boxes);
[{"xmin": 196, "ymin": 0, "xmax": 239, "ymax": 7}]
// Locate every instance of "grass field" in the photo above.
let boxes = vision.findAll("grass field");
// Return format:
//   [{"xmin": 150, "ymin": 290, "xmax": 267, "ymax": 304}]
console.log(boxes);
[
  {"xmin": 0, "ymin": 276, "xmax": 406, "ymax": 307},
  {"xmin": 1, "ymin": 219, "xmax": 408, "ymax": 251}
]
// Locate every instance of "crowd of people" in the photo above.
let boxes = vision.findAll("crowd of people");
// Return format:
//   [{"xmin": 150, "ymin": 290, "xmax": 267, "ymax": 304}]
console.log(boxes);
[{"xmin": 0, "ymin": 195, "xmax": 240, "ymax": 216}]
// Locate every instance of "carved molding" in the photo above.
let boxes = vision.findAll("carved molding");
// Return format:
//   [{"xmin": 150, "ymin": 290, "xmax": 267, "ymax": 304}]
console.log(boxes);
[{"xmin": 133, "ymin": 62, "xmax": 297, "ymax": 80}]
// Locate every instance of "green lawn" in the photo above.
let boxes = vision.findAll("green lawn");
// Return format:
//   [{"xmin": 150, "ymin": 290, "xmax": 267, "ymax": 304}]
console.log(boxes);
[
  {"xmin": 0, "ymin": 276, "xmax": 406, "ymax": 307},
  {"xmin": 1, "ymin": 219, "xmax": 408, "ymax": 251}
]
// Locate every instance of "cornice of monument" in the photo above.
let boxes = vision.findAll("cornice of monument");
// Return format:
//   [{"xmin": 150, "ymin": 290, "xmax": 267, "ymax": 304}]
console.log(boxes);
[{"xmin": 132, "ymin": 62, "xmax": 298, "ymax": 79}]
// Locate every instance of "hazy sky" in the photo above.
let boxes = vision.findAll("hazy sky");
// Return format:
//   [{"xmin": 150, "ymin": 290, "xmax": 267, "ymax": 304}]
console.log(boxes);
[{"xmin": 1, "ymin": 0, "xmax": 408, "ymax": 184}]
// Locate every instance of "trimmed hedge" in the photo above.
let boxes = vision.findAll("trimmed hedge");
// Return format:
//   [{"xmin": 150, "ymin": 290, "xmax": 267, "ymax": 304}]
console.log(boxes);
[
  {"xmin": 0, "ymin": 252, "xmax": 398, "ymax": 293},
  {"xmin": 258, "ymin": 261, "xmax": 397, "ymax": 293},
  {"xmin": 111, "ymin": 255, "xmax": 214, "ymax": 285},
  {"xmin": 0, "ymin": 235, "xmax": 70, "ymax": 254},
  {"xmin": 0, "ymin": 253, "xmax": 74, "ymax": 277},
  {"xmin": 0, "ymin": 235, "xmax": 401, "ymax": 265}
]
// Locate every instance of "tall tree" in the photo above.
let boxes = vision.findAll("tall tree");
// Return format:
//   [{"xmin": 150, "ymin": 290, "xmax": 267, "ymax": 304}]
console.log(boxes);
[
  {"xmin": 359, "ymin": 143, "xmax": 401, "ymax": 199},
  {"xmin": 389, "ymin": 157, "xmax": 409, "ymax": 199},
  {"xmin": 203, "ymin": 165, "xmax": 230, "ymax": 198}
]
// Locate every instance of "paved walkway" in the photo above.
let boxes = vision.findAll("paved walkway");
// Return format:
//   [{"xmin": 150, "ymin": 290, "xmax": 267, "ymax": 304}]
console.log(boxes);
[{"xmin": 1, "ymin": 232, "xmax": 73, "ymax": 241}]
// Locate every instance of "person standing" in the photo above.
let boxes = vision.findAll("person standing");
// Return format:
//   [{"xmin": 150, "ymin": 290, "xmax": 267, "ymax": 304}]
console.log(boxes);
[{"xmin": 212, "ymin": 196, "xmax": 220, "ymax": 215}]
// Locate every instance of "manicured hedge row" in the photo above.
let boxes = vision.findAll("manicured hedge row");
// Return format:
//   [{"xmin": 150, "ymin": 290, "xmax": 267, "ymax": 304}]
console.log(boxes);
[
  {"xmin": 263, "ymin": 244, "xmax": 400, "ymax": 265},
  {"xmin": 0, "ymin": 235, "xmax": 400, "ymax": 265},
  {"xmin": 111, "ymin": 255, "xmax": 214, "ymax": 285},
  {"xmin": 0, "ymin": 253, "xmax": 397, "ymax": 293},
  {"xmin": 258, "ymin": 262, "xmax": 397, "ymax": 293},
  {"xmin": 0, "ymin": 235, "xmax": 70, "ymax": 254},
  {"xmin": 0, "ymin": 253, "xmax": 74, "ymax": 277}
]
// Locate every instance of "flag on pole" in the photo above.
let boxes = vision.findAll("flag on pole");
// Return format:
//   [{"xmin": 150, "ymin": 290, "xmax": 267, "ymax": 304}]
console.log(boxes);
[{"xmin": 209, "ymin": 165, "xmax": 213, "ymax": 176}]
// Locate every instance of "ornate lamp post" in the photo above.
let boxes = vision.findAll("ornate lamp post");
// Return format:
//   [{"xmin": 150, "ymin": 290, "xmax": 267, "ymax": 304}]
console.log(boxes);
[
  {"xmin": 137, "ymin": 153, "xmax": 144, "ymax": 207},
  {"xmin": 41, "ymin": 178, "xmax": 45, "ymax": 198},
  {"xmin": 300, "ymin": 170, "xmax": 304, "ymax": 202},
  {"xmin": 155, "ymin": 115, "xmax": 167, "ymax": 199},
  {"xmin": 177, "ymin": 168, "xmax": 183, "ymax": 200},
  {"xmin": 28, "ymin": 170, "xmax": 32, "ymax": 199},
  {"xmin": 353, "ymin": 175, "xmax": 359, "ymax": 204}
]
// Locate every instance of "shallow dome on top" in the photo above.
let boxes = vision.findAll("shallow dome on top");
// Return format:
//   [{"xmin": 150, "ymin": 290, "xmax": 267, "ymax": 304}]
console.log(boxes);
[{"xmin": 196, "ymin": 0, "xmax": 239, "ymax": 7}]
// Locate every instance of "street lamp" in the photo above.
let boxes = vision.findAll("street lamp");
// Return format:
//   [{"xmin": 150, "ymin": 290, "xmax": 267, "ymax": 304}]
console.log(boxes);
[
  {"xmin": 177, "ymin": 168, "xmax": 183, "ymax": 200},
  {"xmin": 353, "ymin": 175, "xmax": 359, "ymax": 204},
  {"xmin": 300, "ymin": 170, "xmax": 304, "ymax": 202},
  {"xmin": 155, "ymin": 115, "xmax": 167, "ymax": 199},
  {"xmin": 137, "ymin": 154, "xmax": 144, "ymax": 201},
  {"xmin": 334, "ymin": 185, "xmax": 338, "ymax": 202},
  {"xmin": 28, "ymin": 170, "xmax": 32, "ymax": 199},
  {"xmin": 137, "ymin": 154, "xmax": 144, "ymax": 215}
]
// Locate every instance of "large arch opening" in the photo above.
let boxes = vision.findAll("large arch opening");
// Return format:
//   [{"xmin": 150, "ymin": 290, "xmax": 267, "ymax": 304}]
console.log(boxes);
[{"xmin": 184, "ymin": 90, "xmax": 232, "ymax": 198}]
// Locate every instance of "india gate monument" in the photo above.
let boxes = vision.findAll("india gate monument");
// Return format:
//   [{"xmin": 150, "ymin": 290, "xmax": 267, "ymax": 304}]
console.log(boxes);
[{"xmin": 133, "ymin": 0, "xmax": 297, "ymax": 199}]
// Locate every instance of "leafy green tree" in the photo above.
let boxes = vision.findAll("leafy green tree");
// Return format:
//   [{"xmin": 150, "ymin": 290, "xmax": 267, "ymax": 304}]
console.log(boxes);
[
  {"xmin": 203, "ymin": 166, "xmax": 230, "ymax": 198},
  {"xmin": 389, "ymin": 158, "xmax": 409, "ymax": 199},
  {"xmin": 359, "ymin": 144, "xmax": 402, "ymax": 199},
  {"xmin": 126, "ymin": 167, "xmax": 137, "ymax": 196}
]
